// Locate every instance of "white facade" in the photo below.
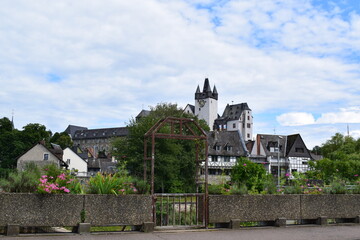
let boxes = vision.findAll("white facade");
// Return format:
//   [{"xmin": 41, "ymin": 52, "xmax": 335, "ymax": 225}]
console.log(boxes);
[
  {"xmin": 226, "ymin": 109, "xmax": 253, "ymax": 141},
  {"xmin": 195, "ymin": 97, "xmax": 218, "ymax": 130},
  {"xmin": 63, "ymin": 148, "xmax": 88, "ymax": 174}
]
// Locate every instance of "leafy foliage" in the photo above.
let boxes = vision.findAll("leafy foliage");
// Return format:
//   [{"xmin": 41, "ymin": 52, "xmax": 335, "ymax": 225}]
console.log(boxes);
[
  {"xmin": 231, "ymin": 157, "xmax": 267, "ymax": 193},
  {"xmin": 111, "ymin": 103, "xmax": 209, "ymax": 193},
  {"xmin": 0, "ymin": 162, "xmax": 41, "ymax": 193}
]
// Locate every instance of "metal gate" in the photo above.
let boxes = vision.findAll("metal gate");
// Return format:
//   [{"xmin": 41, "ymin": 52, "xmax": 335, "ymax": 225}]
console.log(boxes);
[
  {"xmin": 153, "ymin": 193, "xmax": 206, "ymax": 228},
  {"xmin": 144, "ymin": 118, "xmax": 209, "ymax": 228}
]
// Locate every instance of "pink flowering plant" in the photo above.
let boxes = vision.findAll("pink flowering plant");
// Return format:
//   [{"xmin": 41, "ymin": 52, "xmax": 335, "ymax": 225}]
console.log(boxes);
[{"xmin": 37, "ymin": 164, "xmax": 82, "ymax": 194}]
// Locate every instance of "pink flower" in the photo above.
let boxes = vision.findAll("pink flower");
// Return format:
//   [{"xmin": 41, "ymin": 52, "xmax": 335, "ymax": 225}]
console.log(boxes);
[
  {"xmin": 354, "ymin": 174, "xmax": 359, "ymax": 177},
  {"xmin": 41, "ymin": 175, "xmax": 47, "ymax": 179},
  {"xmin": 243, "ymin": 163, "xmax": 247, "ymax": 166},
  {"xmin": 285, "ymin": 173, "xmax": 290, "ymax": 177},
  {"xmin": 58, "ymin": 173, "xmax": 66, "ymax": 180},
  {"xmin": 63, "ymin": 188, "xmax": 70, "ymax": 193}
]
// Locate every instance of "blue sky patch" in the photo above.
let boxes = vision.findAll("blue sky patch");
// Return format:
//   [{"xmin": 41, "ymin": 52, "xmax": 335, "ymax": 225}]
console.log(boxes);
[{"xmin": 46, "ymin": 73, "xmax": 62, "ymax": 83}]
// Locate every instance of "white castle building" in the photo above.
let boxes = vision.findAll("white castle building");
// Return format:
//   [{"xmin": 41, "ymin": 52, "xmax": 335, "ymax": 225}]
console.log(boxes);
[{"xmin": 184, "ymin": 78, "xmax": 253, "ymax": 141}]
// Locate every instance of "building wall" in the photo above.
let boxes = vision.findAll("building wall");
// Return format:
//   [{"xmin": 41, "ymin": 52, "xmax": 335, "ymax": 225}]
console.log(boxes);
[
  {"xmin": 17, "ymin": 144, "xmax": 60, "ymax": 171},
  {"xmin": 195, "ymin": 98, "xmax": 218, "ymax": 130},
  {"xmin": 226, "ymin": 111, "xmax": 253, "ymax": 141},
  {"xmin": 63, "ymin": 148, "xmax": 87, "ymax": 173},
  {"xmin": 73, "ymin": 138, "xmax": 111, "ymax": 154}
]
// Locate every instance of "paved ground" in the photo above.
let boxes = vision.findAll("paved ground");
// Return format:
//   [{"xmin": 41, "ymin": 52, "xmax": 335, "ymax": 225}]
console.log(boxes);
[{"xmin": 1, "ymin": 225, "xmax": 360, "ymax": 240}]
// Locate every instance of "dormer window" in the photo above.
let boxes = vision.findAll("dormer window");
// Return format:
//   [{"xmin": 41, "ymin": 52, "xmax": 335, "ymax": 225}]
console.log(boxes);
[
  {"xmin": 43, "ymin": 153, "xmax": 49, "ymax": 160},
  {"xmin": 215, "ymin": 145, "xmax": 221, "ymax": 151},
  {"xmin": 226, "ymin": 146, "xmax": 233, "ymax": 151}
]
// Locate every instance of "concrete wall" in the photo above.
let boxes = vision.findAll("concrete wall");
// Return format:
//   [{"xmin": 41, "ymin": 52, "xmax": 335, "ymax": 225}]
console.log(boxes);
[
  {"xmin": 209, "ymin": 195, "xmax": 301, "ymax": 223},
  {"xmin": 209, "ymin": 194, "xmax": 360, "ymax": 223},
  {"xmin": 1, "ymin": 193, "xmax": 360, "ymax": 228},
  {"xmin": 0, "ymin": 193, "xmax": 152, "ymax": 227}
]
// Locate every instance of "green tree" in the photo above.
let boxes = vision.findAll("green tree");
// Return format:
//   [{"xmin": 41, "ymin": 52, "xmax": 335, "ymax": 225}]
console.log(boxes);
[
  {"xmin": 231, "ymin": 157, "xmax": 267, "ymax": 192},
  {"xmin": 50, "ymin": 132, "xmax": 73, "ymax": 149},
  {"xmin": 111, "ymin": 103, "xmax": 209, "ymax": 193}
]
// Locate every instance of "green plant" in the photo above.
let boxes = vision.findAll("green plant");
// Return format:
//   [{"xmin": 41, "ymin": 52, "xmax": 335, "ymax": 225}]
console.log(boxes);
[
  {"xmin": 208, "ymin": 184, "xmax": 224, "ymax": 194},
  {"xmin": 133, "ymin": 178, "xmax": 150, "ymax": 194},
  {"xmin": 80, "ymin": 209, "xmax": 86, "ymax": 223},
  {"xmin": 231, "ymin": 158, "xmax": 267, "ymax": 192},
  {"xmin": 325, "ymin": 179, "xmax": 348, "ymax": 194},
  {"xmin": 0, "ymin": 162, "xmax": 40, "ymax": 193},
  {"xmin": 229, "ymin": 183, "xmax": 248, "ymax": 195}
]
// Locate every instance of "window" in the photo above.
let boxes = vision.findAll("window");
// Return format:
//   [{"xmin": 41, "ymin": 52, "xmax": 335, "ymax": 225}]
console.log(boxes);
[
  {"xmin": 295, "ymin": 148, "xmax": 304, "ymax": 153},
  {"xmin": 67, "ymin": 159, "xmax": 71, "ymax": 165},
  {"xmin": 224, "ymin": 156, "xmax": 230, "ymax": 162},
  {"xmin": 43, "ymin": 153, "xmax": 49, "ymax": 160},
  {"xmin": 247, "ymin": 116, "xmax": 250, "ymax": 120},
  {"xmin": 247, "ymin": 123, "xmax": 251, "ymax": 128},
  {"xmin": 233, "ymin": 123, "xmax": 236, "ymax": 128},
  {"xmin": 215, "ymin": 145, "xmax": 221, "ymax": 151},
  {"xmin": 247, "ymin": 133, "xmax": 250, "ymax": 138},
  {"xmin": 211, "ymin": 156, "xmax": 218, "ymax": 162},
  {"xmin": 243, "ymin": 123, "xmax": 245, "ymax": 128},
  {"xmin": 226, "ymin": 146, "xmax": 232, "ymax": 151}
]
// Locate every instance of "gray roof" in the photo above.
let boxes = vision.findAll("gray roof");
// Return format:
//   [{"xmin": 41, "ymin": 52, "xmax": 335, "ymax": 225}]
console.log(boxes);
[
  {"xmin": 65, "ymin": 125, "xmax": 88, "ymax": 138},
  {"xmin": 257, "ymin": 134, "xmax": 312, "ymax": 159},
  {"xmin": 73, "ymin": 127, "xmax": 129, "ymax": 140},
  {"xmin": 221, "ymin": 103, "xmax": 251, "ymax": 120},
  {"xmin": 207, "ymin": 131, "xmax": 248, "ymax": 157},
  {"xmin": 136, "ymin": 110, "xmax": 151, "ymax": 121}
]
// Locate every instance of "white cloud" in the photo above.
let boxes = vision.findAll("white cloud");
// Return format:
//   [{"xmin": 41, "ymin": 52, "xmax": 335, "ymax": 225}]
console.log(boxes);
[
  {"xmin": 276, "ymin": 112, "xmax": 315, "ymax": 126},
  {"xmin": 317, "ymin": 107, "xmax": 360, "ymax": 124},
  {"xmin": 277, "ymin": 107, "xmax": 360, "ymax": 127},
  {"xmin": 0, "ymin": 0, "xmax": 359, "ymax": 151}
]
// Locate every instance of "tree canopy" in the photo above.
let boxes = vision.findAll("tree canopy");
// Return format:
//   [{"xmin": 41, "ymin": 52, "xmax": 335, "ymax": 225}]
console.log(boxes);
[
  {"xmin": 111, "ymin": 103, "xmax": 209, "ymax": 193},
  {"xmin": 308, "ymin": 133, "xmax": 360, "ymax": 183},
  {"xmin": 0, "ymin": 117, "xmax": 72, "ymax": 174}
]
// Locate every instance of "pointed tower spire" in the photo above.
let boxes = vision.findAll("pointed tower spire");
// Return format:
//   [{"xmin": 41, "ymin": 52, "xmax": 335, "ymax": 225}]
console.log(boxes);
[
  {"xmin": 203, "ymin": 78, "xmax": 212, "ymax": 93},
  {"xmin": 213, "ymin": 85, "xmax": 218, "ymax": 100},
  {"xmin": 196, "ymin": 85, "xmax": 201, "ymax": 93}
]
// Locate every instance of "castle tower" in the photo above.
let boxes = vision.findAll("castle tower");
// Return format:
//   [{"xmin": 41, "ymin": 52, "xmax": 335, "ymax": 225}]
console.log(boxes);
[{"xmin": 194, "ymin": 78, "xmax": 218, "ymax": 130}]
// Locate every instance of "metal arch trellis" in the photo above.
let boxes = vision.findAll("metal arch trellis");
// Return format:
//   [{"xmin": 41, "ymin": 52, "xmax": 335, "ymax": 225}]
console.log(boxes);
[{"xmin": 143, "ymin": 117, "xmax": 209, "ymax": 226}]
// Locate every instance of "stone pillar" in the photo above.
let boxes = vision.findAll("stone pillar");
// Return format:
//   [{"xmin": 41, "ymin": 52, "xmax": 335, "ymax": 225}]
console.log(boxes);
[
  {"xmin": 6, "ymin": 224, "xmax": 20, "ymax": 236},
  {"xmin": 141, "ymin": 222, "xmax": 155, "ymax": 233},
  {"xmin": 230, "ymin": 219, "xmax": 240, "ymax": 229},
  {"xmin": 275, "ymin": 218, "xmax": 286, "ymax": 227},
  {"xmin": 317, "ymin": 216, "xmax": 328, "ymax": 226},
  {"xmin": 77, "ymin": 223, "xmax": 91, "ymax": 234}
]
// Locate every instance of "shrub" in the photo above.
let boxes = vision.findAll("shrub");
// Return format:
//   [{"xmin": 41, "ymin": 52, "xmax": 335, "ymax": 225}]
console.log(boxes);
[
  {"xmin": 229, "ymin": 183, "xmax": 248, "ymax": 195},
  {"xmin": 37, "ymin": 165, "xmax": 82, "ymax": 194},
  {"xmin": 208, "ymin": 184, "xmax": 224, "ymax": 194},
  {"xmin": 231, "ymin": 157, "xmax": 267, "ymax": 192},
  {"xmin": 0, "ymin": 162, "xmax": 40, "ymax": 193}
]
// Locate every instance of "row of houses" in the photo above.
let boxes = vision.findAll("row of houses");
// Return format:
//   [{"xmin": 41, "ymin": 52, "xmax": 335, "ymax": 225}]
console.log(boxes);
[{"xmin": 16, "ymin": 78, "xmax": 319, "ymax": 181}]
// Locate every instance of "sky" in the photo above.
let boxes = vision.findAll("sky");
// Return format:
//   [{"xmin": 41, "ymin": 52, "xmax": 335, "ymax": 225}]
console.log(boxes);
[{"xmin": 1, "ymin": 0, "xmax": 360, "ymax": 149}]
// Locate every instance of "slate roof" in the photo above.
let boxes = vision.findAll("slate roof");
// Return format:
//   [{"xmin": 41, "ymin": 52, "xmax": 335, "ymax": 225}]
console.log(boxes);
[
  {"xmin": 222, "ymin": 103, "xmax": 251, "ymax": 120},
  {"xmin": 257, "ymin": 134, "xmax": 287, "ymax": 157},
  {"xmin": 207, "ymin": 131, "xmax": 248, "ymax": 157},
  {"xmin": 65, "ymin": 125, "xmax": 88, "ymax": 138},
  {"xmin": 183, "ymin": 104, "xmax": 195, "ymax": 115},
  {"xmin": 256, "ymin": 134, "xmax": 313, "ymax": 159},
  {"xmin": 73, "ymin": 127, "xmax": 129, "ymax": 140},
  {"xmin": 136, "ymin": 110, "xmax": 151, "ymax": 121}
]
